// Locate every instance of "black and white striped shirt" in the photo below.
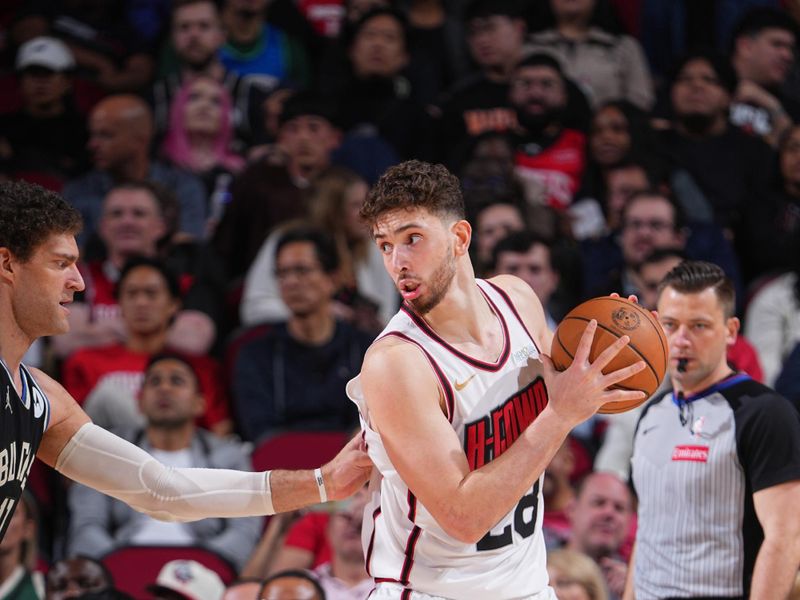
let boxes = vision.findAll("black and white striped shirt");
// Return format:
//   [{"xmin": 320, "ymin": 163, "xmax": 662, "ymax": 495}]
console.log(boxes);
[{"xmin": 631, "ymin": 373, "xmax": 800, "ymax": 599}]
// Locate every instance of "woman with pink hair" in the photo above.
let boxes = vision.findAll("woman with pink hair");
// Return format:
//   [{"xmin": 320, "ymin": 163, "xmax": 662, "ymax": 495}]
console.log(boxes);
[{"xmin": 162, "ymin": 76, "xmax": 246, "ymax": 236}]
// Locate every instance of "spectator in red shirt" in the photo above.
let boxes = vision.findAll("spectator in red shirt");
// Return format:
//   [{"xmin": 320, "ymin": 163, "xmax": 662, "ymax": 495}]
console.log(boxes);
[
  {"xmin": 509, "ymin": 53, "xmax": 586, "ymax": 212},
  {"xmin": 61, "ymin": 256, "xmax": 232, "ymax": 435},
  {"xmin": 52, "ymin": 181, "xmax": 218, "ymax": 359}
]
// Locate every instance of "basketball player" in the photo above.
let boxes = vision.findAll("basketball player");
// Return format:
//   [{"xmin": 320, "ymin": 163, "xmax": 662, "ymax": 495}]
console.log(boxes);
[
  {"xmin": 0, "ymin": 181, "xmax": 370, "ymax": 541},
  {"xmin": 347, "ymin": 160, "xmax": 647, "ymax": 599}
]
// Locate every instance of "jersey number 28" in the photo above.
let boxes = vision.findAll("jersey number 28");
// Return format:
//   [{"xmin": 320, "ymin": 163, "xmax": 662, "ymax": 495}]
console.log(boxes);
[{"xmin": 477, "ymin": 481, "xmax": 539, "ymax": 551}]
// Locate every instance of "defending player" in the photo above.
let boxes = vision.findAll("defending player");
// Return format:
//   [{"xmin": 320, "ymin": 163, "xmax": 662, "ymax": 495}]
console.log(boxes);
[{"xmin": 0, "ymin": 181, "xmax": 371, "ymax": 541}]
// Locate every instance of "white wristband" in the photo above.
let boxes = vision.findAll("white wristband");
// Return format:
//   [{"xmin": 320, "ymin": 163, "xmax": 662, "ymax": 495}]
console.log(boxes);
[{"xmin": 314, "ymin": 468, "xmax": 328, "ymax": 503}]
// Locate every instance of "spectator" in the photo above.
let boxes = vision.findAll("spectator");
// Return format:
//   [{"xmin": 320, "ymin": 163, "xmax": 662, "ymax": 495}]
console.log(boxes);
[
  {"xmin": 401, "ymin": 0, "xmax": 471, "ymax": 107},
  {"xmin": 490, "ymin": 231, "xmax": 560, "ymax": 330},
  {"xmin": 547, "ymin": 549, "xmax": 608, "ymax": 600},
  {"xmin": 744, "ymin": 255, "xmax": 800, "ymax": 386},
  {"xmin": 329, "ymin": 7, "xmax": 434, "ymax": 160},
  {"xmin": 260, "ymin": 571, "xmax": 325, "ymax": 600},
  {"xmin": 161, "ymin": 75, "xmax": 246, "ymax": 235},
  {"xmin": 509, "ymin": 53, "xmax": 586, "ymax": 212},
  {"xmin": 575, "ymin": 101, "xmax": 657, "ymax": 235},
  {"xmin": 219, "ymin": 0, "xmax": 309, "ymax": 86},
  {"xmin": 233, "ymin": 228, "xmax": 372, "ymax": 442},
  {"xmin": 63, "ymin": 95, "xmax": 207, "ymax": 248},
  {"xmin": 0, "ymin": 493, "xmax": 43, "ymax": 600},
  {"xmin": 739, "ymin": 123, "xmax": 800, "ymax": 278},
  {"xmin": 542, "ymin": 440, "xmax": 576, "ymax": 550},
  {"xmin": 241, "ymin": 167, "xmax": 397, "ymax": 329},
  {"xmin": 566, "ymin": 472, "xmax": 633, "ymax": 598},
  {"xmin": 45, "ymin": 558, "xmax": 113, "ymax": 600},
  {"xmin": 435, "ymin": 0, "xmax": 528, "ymax": 167},
  {"xmin": 312, "ymin": 490, "xmax": 372, "ymax": 599},
  {"xmin": 655, "ymin": 50, "xmax": 775, "ymax": 251},
  {"xmin": 51, "ymin": 182, "xmax": 220, "ymax": 359},
  {"xmin": 626, "ymin": 261, "xmax": 800, "ymax": 599},
  {"xmin": 69, "ymin": 354, "xmax": 261, "ymax": 570},
  {"xmin": 581, "ymin": 190, "xmax": 742, "ymax": 302},
  {"xmin": 161, "ymin": 74, "xmax": 245, "ymax": 184},
  {"xmin": 146, "ymin": 560, "xmax": 225, "ymax": 600},
  {"xmin": 213, "ymin": 90, "xmax": 342, "ymax": 278},
  {"xmin": 61, "ymin": 257, "xmax": 232, "ymax": 435},
  {"xmin": 527, "ymin": 0, "xmax": 654, "ymax": 110},
  {"xmin": 0, "ymin": 37, "xmax": 88, "ymax": 185},
  {"xmin": 730, "ymin": 7, "xmax": 799, "ymax": 147},
  {"xmin": 471, "ymin": 199, "xmax": 526, "ymax": 275},
  {"xmin": 599, "ymin": 161, "xmax": 654, "ymax": 233},
  {"xmin": 222, "ymin": 580, "xmax": 263, "ymax": 600},
  {"xmin": 152, "ymin": 0, "xmax": 269, "ymax": 149},
  {"xmin": 20, "ymin": 0, "xmax": 156, "ymax": 94},
  {"xmin": 248, "ymin": 488, "xmax": 372, "ymax": 599}
]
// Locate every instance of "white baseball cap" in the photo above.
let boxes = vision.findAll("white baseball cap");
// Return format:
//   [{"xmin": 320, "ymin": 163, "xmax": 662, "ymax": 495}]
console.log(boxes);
[
  {"xmin": 16, "ymin": 36, "xmax": 75, "ymax": 72},
  {"xmin": 146, "ymin": 560, "xmax": 225, "ymax": 600}
]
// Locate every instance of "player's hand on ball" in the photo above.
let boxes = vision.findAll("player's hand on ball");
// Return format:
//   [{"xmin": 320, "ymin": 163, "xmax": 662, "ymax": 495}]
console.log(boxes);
[
  {"xmin": 541, "ymin": 319, "xmax": 646, "ymax": 425},
  {"xmin": 322, "ymin": 434, "xmax": 373, "ymax": 501}
]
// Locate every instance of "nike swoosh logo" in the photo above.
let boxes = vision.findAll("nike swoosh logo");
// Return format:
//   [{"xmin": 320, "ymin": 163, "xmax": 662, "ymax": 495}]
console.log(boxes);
[
  {"xmin": 454, "ymin": 374, "xmax": 476, "ymax": 391},
  {"xmin": 642, "ymin": 426, "xmax": 657, "ymax": 435}
]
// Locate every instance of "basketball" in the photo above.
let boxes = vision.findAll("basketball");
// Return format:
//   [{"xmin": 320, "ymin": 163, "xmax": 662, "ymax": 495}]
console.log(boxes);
[{"xmin": 550, "ymin": 297, "xmax": 668, "ymax": 414}]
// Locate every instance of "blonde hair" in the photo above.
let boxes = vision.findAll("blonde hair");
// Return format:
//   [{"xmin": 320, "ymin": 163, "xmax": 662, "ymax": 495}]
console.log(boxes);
[
  {"xmin": 307, "ymin": 167, "xmax": 368, "ymax": 287},
  {"xmin": 547, "ymin": 549, "xmax": 609, "ymax": 600}
]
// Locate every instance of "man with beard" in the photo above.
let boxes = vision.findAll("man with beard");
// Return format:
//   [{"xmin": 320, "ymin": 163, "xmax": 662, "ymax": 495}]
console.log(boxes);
[
  {"xmin": 655, "ymin": 49, "xmax": 775, "ymax": 265},
  {"xmin": 150, "ymin": 0, "xmax": 270, "ymax": 148},
  {"xmin": 68, "ymin": 354, "xmax": 261, "ymax": 571},
  {"xmin": 509, "ymin": 54, "xmax": 587, "ymax": 212},
  {"xmin": 347, "ymin": 160, "xmax": 646, "ymax": 599}
]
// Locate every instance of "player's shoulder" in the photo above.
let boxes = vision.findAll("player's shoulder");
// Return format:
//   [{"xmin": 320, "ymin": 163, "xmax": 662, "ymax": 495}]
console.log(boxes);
[
  {"xmin": 485, "ymin": 274, "xmax": 538, "ymax": 303},
  {"xmin": 362, "ymin": 334, "xmax": 439, "ymax": 388},
  {"xmin": 27, "ymin": 367, "xmax": 66, "ymax": 400},
  {"xmin": 485, "ymin": 275, "xmax": 546, "ymax": 324}
]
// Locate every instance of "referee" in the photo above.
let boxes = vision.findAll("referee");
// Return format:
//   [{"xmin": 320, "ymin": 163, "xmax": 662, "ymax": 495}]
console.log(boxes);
[{"xmin": 624, "ymin": 261, "xmax": 800, "ymax": 599}]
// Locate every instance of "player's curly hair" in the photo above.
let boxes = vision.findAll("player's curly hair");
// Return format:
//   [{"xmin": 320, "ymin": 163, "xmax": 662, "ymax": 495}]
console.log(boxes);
[
  {"xmin": 0, "ymin": 181, "xmax": 82, "ymax": 261},
  {"xmin": 360, "ymin": 160, "xmax": 465, "ymax": 226}
]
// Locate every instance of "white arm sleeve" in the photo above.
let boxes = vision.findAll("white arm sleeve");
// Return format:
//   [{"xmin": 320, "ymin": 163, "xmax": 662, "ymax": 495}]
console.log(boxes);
[{"xmin": 55, "ymin": 423, "xmax": 274, "ymax": 521}]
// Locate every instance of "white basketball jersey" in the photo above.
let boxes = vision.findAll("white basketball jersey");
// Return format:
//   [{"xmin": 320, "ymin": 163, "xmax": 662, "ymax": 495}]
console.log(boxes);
[{"xmin": 347, "ymin": 280, "xmax": 551, "ymax": 600}]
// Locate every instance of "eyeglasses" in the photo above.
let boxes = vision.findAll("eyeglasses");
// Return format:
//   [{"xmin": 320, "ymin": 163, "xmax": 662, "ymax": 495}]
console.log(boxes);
[
  {"xmin": 623, "ymin": 219, "xmax": 674, "ymax": 232},
  {"xmin": 274, "ymin": 264, "xmax": 322, "ymax": 280}
]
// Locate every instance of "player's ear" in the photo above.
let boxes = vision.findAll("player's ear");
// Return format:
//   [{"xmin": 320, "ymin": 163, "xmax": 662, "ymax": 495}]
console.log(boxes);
[
  {"xmin": 451, "ymin": 219, "xmax": 471, "ymax": 257},
  {"xmin": 0, "ymin": 247, "xmax": 16, "ymax": 283}
]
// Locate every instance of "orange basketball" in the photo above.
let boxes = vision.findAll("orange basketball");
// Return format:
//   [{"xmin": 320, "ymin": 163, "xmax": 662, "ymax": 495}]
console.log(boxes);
[{"xmin": 550, "ymin": 297, "xmax": 668, "ymax": 414}]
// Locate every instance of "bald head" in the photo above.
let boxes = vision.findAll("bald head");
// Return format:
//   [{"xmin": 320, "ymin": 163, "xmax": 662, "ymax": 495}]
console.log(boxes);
[
  {"xmin": 93, "ymin": 95, "xmax": 153, "ymax": 137},
  {"xmin": 89, "ymin": 95, "xmax": 154, "ymax": 171}
]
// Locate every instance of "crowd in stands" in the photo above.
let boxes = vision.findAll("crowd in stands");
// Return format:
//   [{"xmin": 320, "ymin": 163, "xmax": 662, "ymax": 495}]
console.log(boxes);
[{"xmin": 3, "ymin": 0, "xmax": 800, "ymax": 598}]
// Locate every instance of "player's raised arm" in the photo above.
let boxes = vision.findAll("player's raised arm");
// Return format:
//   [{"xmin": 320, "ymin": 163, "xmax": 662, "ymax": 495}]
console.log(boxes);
[
  {"xmin": 361, "ymin": 327, "xmax": 644, "ymax": 543},
  {"xmin": 36, "ymin": 370, "xmax": 371, "ymax": 521}
]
